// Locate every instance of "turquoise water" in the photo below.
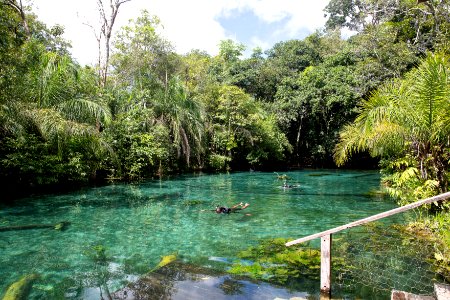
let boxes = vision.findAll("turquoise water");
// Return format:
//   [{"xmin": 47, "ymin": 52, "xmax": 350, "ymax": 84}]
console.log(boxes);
[{"xmin": 0, "ymin": 170, "xmax": 397, "ymax": 298}]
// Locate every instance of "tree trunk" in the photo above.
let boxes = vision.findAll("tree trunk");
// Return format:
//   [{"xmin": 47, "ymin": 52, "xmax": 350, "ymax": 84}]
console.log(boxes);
[
  {"xmin": 5, "ymin": 0, "xmax": 31, "ymax": 37},
  {"xmin": 432, "ymin": 146, "xmax": 448, "ymax": 193},
  {"xmin": 97, "ymin": 0, "xmax": 131, "ymax": 87}
]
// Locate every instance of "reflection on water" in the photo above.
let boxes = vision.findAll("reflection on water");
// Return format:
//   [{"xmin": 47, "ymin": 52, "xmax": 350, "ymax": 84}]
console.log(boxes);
[
  {"xmin": 0, "ymin": 170, "xmax": 398, "ymax": 299},
  {"xmin": 113, "ymin": 262, "xmax": 311, "ymax": 300}
]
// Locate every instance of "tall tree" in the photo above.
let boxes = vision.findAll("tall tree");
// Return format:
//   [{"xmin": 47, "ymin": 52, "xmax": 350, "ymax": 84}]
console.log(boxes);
[
  {"xmin": 179, "ymin": 49, "xmax": 212, "ymax": 96},
  {"xmin": 273, "ymin": 57, "xmax": 361, "ymax": 165},
  {"xmin": 324, "ymin": 0, "xmax": 401, "ymax": 31},
  {"xmin": 111, "ymin": 10, "xmax": 177, "ymax": 92},
  {"xmin": 254, "ymin": 39, "xmax": 321, "ymax": 102},
  {"xmin": 24, "ymin": 52, "xmax": 111, "ymax": 153},
  {"xmin": 325, "ymin": 0, "xmax": 450, "ymax": 53},
  {"xmin": 1, "ymin": 0, "xmax": 30, "ymax": 37},
  {"xmin": 209, "ymin": 39, "xmax": 246, "ymax": 85},
  {"xmin": 97, "ymin": 0, "xmax": 131, "ymax": 87},
  {"xmin": 334, "ymin": 52, "xmax": 450, "ymax": 193},
  {"xmin": 210, "ymin": 85, "xmax": 291, "ymax": 170},
  {"xmin": 153, "ymin": 77, "xmax": 204, "ymax": 167}
]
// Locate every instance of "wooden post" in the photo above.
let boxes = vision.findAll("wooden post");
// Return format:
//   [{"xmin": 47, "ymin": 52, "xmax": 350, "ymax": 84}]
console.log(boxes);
[
  {"xmin": 285, "ymin": 192, "xmax": 450, "ymax": 299},
  {"xmin": 320, "ymin": 234, "xmax": 331, "ymax": 298}
]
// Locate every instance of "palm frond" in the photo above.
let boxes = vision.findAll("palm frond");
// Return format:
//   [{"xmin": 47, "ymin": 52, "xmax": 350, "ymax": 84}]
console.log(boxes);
[
  {"xmin": 366, "ymin": 120, "xmax": 406, "ymax": 157},
  {"xmin": 334, "ymin": 123, "xmax": 368, "ymax": 166},
  {"xmin": 405, "ymin": 53, "xmax": 450, "ymax": 141},
  {"xmin": 56, "ymin": 98, "xmax": 111, "ymax": 125},
  {"xmin": 153, "ymin": 76, "xmax": 205, "ymax": 164},
  {"xmin": 334, "ymin": 51, "xmax": 450, "ymax": 184},
  {"xmin": 0, "ymin": 102, "xmax": 26, "ymax": 136},
  {"xmin": 334, "ymin": 114, "xmax": 406, "ymax": 166},
  {"xmin": 34, "ymin": 53, "xmax": 79, "ymax": 108},
  {"xmin": 356, "ymin": 80, "xmax": 403, "ymax": 129},
  {"xmin": 26, "ymin": 108, "xmax": 98, "ymax": 155}
]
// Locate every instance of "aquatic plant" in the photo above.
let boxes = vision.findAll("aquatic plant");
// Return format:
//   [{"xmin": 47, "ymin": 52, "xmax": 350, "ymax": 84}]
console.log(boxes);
[
  {"xmin": 274, "ymin": 172, "xmax": 290, "ymax": 180},
  {"xmin": 332, "ymin": 222, "xmax": 449, "ymax": 296},
  {"xmin": 123, "ymin": 254, "xmax": 151, "ymax": 274},
  {"xmin": 150, "ymin": 254, "xmax": 177, "ymax": 272},
  {"xmin": 227, "ymin": 238, "xmax": 321, "ymax": 284},
  {"xmin": 397, "ymin": 216, "xmax": 450, "ymax": 282},
  {"xmin": 54, "ymin": 221, "xmax": 70, "ymax": 230},
  {"xmin": 363, "ymin": 189, "xmax": 388, "ymax": 199},
  {"xmin": 84, "ymin": 244, "xmax": 109, "ymax": 264},
  {"xmin": 182, "ymin": 199, "xmax": 205, "ymax": 206},
  {"xmin": 2, "ymin": 274, "xmax": 40, "ymax": 300}
]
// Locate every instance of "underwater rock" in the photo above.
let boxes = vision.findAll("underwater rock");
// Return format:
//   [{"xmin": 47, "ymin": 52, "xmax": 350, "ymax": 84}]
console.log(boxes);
[
  {"xmin": 208, "ymin": 256, "xmax": 231, "ymax": 264},
  {"xmin": 307, "ymin": 173, "xmax": 332, "ymax": 177},
  {"xmin": 182, "ymin": 200, "xmax": 206, "ymax": 206},
  {"xmin": 435, "ymin": 283, "xmax": 450, "ymax": 300},
  {"xmin": 2, "ymin": 274, "xmax": 40, "ymax": 300},
  {"xmin": 0, "ymin": 221, "xmax": 70, "ymax": 232}
]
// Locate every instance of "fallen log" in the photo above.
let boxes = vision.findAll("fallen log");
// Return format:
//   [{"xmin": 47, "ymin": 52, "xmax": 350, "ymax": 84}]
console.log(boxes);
[{"xmin": 0, "ymin": 221, "xmax": 70, "ymax": 232}]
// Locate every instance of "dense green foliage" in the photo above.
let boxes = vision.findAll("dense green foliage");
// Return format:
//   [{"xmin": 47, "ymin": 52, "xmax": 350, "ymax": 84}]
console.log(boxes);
[
  {"xmin": 0, "ymin": 0, "xmax": 449, "ymax": 293},
  {"xmin": 335, "ymin": 52, "xmax": 450, "ymax": 197},
  {"xmin": 0, "ymin": 1, "xmax": 449, "ymax": 205}
]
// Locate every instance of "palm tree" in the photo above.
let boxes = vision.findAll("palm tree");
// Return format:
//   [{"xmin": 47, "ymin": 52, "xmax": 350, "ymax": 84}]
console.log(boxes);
[
  {"xmin": 0, "ymin": 51, "xmax": 112, "ymax": 175},
  {"xmin": 334, "ymin": 52, "xmax": 450, "ymax": 192},
  {"xmin": 152, "ymin": 77, "xmax": 204, "ymax": 167},
  {"xmin": 25, "ymin": 52, "xmax": 111, "ymax": 153}
]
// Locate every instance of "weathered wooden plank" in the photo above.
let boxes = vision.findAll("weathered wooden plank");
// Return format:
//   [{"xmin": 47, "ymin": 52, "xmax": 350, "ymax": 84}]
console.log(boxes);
[
  {"xmin": 286, "ymin": 191, "xmax": 450, "ymax": 246},
  {"xmin": 435, "ymin": 283, "xmax": 450, "ymax": 300},
  {"xmin": 320, "ymin": 234, "xmax": 331, "ymax": 298}
]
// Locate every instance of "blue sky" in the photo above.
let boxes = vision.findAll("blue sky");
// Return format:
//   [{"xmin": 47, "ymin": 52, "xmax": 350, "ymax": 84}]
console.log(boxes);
[
  {"xmin": 34, "ymin": 0, "xmax": 330, "ymax": 65},
  {"xmin": 218, "ymin": 8, "xmax": 314, "ymax": 53}
]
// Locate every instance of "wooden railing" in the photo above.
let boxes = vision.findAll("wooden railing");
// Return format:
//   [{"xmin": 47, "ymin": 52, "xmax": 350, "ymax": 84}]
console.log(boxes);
[{"xmin": 285, "ymin": 191, "xmax": 450, "ymax": 298}]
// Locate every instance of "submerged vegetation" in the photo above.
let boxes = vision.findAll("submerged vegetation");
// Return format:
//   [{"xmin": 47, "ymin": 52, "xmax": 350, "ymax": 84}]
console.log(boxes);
[
  {"xmin": 228, "ymin": 238, "xmax": 322, "ymax": 284},
  {"xmin": 2, "ymin": 274, "xmax": 40, "ymax": 300},
  {"xmin": 0, "ymin": 0, "xmax": 449, "ymax": 297},
  {"xmin": 230, "ymin": 224, "xmax": 448, "ymax": 296}
]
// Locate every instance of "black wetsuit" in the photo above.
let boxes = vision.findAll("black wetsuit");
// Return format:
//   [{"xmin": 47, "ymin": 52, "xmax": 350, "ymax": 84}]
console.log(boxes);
[{"xmin": 218, "ymin": 207, "xmax": 232, "ymax": 214}]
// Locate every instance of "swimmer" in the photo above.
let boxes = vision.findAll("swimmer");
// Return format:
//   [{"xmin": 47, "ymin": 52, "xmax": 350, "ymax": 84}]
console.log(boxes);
[{"xmin": 215, "ymin": 202, "xmax": 250, "ymax": 214}]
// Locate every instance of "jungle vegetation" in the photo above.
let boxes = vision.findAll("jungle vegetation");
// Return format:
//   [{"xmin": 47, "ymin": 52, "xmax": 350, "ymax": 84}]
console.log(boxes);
[
  {"xmin": 0, "ymin": 0, "xmax": 449, "ymax": 284},
  {"xmin": 0, "ymin": 0, "xmax": 449, "ymax": 216}
]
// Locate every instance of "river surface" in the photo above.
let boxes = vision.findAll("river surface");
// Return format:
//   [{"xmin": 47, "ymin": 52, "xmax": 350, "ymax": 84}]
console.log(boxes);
[{"xmin": 0, "ymin": 170, "xmax": 402, "ymax": 299}]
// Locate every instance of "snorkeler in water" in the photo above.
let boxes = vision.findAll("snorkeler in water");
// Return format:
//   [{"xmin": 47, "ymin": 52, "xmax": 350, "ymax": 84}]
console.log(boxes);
[
  {"xmin": 199, "ymin": 202, "xmax": 250, "ymax": 214},
  {"xmin": 282, "ymin": 180, "xmax": 299, "ymax": 189},
  {"xmin": 214, "ymin": 202, "xmax": 250, "ymax": 214}
]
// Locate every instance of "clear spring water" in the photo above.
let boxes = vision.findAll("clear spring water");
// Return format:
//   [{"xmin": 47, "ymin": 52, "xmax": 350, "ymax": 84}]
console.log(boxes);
[{"xmin": 0, "ymin": 170, "xmax": 399, "ymax": 299}]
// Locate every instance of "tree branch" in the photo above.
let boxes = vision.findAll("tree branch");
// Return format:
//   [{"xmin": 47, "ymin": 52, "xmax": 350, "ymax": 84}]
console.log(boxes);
[{"xmin": 3, "ymin": 0, "xmax": 30, "ymax": 36}]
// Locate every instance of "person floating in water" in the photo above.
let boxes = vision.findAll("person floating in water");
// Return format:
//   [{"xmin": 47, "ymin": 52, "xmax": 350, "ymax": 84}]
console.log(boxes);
[
  {"xmin": 282, "ymin": 180, "xmax": 298, "ymax": 189},
  {"xmin": 214, "ymin": 202, "xmax": 250, "ymax": 214}
]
